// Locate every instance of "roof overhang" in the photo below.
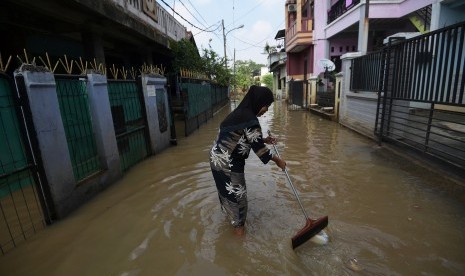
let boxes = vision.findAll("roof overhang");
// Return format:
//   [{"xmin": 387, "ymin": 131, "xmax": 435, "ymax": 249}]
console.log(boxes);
[{"xmin": 275, "ymin": 29, "xmax": 285, "ymax": 40}]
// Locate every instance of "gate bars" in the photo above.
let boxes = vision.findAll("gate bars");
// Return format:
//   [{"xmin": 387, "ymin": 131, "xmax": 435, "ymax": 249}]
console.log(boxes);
[
  {"xmin": 179, "ymin": 78, "xmax": 228, "ymax": 136},
  {"xmin": 352, "ymin": 21, "xmax": 465, "ymax": 171},
  {"xmin": 55, "ymin": 75, "xmax": 102, "ymax": 181},
  {"xmin": 108, "ymin": 79, "xmax": 150, "ymax": 172},
  {"xmin": 0, "ymin": 73, "xmax": 52, "ymax": 254}
]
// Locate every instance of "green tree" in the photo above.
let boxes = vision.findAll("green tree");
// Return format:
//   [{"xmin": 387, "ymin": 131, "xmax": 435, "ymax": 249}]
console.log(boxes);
[
  {"xmin": 171, "ymin": 39, "xmax": 231, "ymax": 86},
  {"xmin": 262, "ymin": 73, "xmax": 273, "ymax": 89},
  {"xmin": 201, "ymin": 47, "xmax": 231, "ymax": 86},
  {"xmin": 171, "ymin": 39, "xmax": 203, "ymax": 73},
  {"xmin": 233, "ymin": 60, "xmax": 264, "ymax": 92}
]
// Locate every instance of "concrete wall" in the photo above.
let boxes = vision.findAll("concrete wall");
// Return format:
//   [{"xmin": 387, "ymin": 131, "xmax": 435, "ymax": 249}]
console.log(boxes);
[
  {"xmin": 431, "ymin": 0, "xmax": 465, "ymax": 30},
  {"xmin": 326, "ymin": 0, "xmax": 433, "ymax": 38},
  {"xmin": 141, "ymin": 75, "xmax": 171, "ymax": 154},
  {"xmin": 287, "ymin": 48, "xmax": 314, "ymax": 77},
  {"xmin": 338, "ymin": 52, "xmax": 378, "ymax": 140},
  {"xmin": 14, "ymin": 66, "xmax": 173, "ymax": 219},
  {"xmin": 330, "ymin": 38, "xmax": 358, "ymax": 57},
  {"xmin": 86, "ymin": 73, "xmax": 122, "ymax": 182},
  {"xmin": 14, "ymin": 68, "xmax": 124, "ymax": 218},
  {"xmin": 14, "ymin": 68, "xmax": 76, "ymax": 218},
  {"xmin": 71, "ymin": 0, "xmax": 185, "ymax": 44},
  {"xmin": 313, "ymin": 0, "xmax": 330, "ymax": 76},
  {"xmin": 314, "ymin": 0, "xmax": 434, "ymax": 76},
  {"xmin": 337, "ymin": 3, "xmax": 465, "ymax": 139},
  {"xmin": 271, "ymin": 65, "xmax": 287, "ymax": 99}
]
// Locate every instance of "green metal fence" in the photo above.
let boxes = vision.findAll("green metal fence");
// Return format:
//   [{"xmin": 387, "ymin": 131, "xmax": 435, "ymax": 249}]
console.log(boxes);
[
  {"xmin": 181, "ymin": 81, "xmax": 213, "ymax": 119},
  {"xmin": 55, "ymin": 75, "xmax": 101, "ymax": 182},
  {"xmin": 107, "ymin": 80, "xmax": 150, "ymax": 172},
  {"xmin": 212, "ymin": 84, "xmax": 229, "ymax": 111},
  {"xmin": 180, "ymin": 79, "xmax": 228, "ymax": 136},
  {"xmin": 0, "ymin": 74, "xmax": 46, "ymax": 254}
]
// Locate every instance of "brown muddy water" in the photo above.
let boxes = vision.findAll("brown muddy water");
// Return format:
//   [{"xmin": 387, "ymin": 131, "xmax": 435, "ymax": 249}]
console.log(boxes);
[{"xmin": 1, "ymin": 100, "xmax": 464, "ymax": 276}]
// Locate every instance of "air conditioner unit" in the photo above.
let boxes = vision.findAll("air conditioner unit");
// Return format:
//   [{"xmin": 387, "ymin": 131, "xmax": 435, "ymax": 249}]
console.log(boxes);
[{"xmin": 288, "ymin": 4, "xmax": 297, "ymax": 12}]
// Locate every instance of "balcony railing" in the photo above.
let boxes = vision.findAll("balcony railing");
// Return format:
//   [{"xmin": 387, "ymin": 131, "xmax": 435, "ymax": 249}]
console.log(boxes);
[
  {"xmin": 286, "ymin": 20, "xmax": 297, "ymax": 41},
  {"xmin": 327, "ymin": 0, "xmax": 360, "ymax": 24},
  {"xmin": 301, "ymin": 18, "xmax": 313, "ymax": 32},
  {"xmin": 286, "ymin": 18, "xmax": 313, "ymax": 42},
  {"xmin": 112, "ymin": 0, "xmax": 186, "ymax": 41}
]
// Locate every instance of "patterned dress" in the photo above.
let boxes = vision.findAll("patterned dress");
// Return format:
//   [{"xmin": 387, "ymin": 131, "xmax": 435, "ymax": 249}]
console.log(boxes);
[{"xmin": 209, "ymin": 121, "xmax": 272, "ymax": 227}]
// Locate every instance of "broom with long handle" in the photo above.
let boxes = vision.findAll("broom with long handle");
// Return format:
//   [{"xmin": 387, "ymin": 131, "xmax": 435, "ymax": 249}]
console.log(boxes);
[{"xmin": 268, "ymin": 130, "xmax": 329, "ymax": 249}]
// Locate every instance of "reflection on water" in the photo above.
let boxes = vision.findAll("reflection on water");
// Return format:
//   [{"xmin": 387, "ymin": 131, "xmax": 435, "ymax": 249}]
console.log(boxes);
[{"xmin": 1, "ymin": 101, "xmax": 465, "ymax": 275}]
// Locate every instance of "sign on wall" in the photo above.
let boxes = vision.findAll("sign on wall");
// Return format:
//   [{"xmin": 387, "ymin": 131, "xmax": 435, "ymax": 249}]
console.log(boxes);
[
  {"xmin": 143, "ymin": 0, "xmax": 158, "ymax": 22},
  {"xmin": 147, "ymin": 84, "xmax": 156, "ymax": 97}
]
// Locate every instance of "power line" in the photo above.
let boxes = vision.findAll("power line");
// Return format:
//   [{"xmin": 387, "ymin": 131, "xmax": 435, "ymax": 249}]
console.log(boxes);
[
  {"xmin": 225, "ymin": 1, "xmax": 285, "ymax": 51},
  {"xmin": 193, "ymin": 21, "xmax": 222, "ymax": 36},
  {"xmin": 177, "ymin": 0, "xmax": 221, "ymax": 36},
  {"xmin": 177, "ymin": 0, "xmax": 208, "ymax": 29},
  {"xmin": 159, "ymin": 0, "xmax": 217, "ymax": 32},
  {"xmin": 180, "ymin": 0, "xmax": 223, "ymax": 45},
  {"xmin": 235, "ymin": 36, "xmax": 269, "ymax": 51},
  {"xmin": 225, "ymin": 0, "xmax": 265, "ymax": 29},
  {"xmin": 234, "ymin": 19, "xmax": 285, "ymax": 51},
  {"xmin": 185, "ymin": 0, "xmax": 210, "ymax": 27}
]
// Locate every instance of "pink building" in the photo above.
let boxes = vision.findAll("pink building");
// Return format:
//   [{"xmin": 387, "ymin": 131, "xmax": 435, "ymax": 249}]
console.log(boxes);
[
  {"xmin": 285, "ymin": 0, "xmax": 440, "ymax": 80},
  {"xmin": 285, "ymin": 0, "xmax": 315, "ymax": 82}
]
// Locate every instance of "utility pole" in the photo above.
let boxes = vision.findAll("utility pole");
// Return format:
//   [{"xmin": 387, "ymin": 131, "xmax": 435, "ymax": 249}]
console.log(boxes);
[
  {"xmin": 222, "ymin": 19, "xmax": 227, "ymax": 68},
  {"xmin": 233, "ymin": 48, "xmax": 236, "ymax": 99},
  {"xmin": 222, "ymin": 21, "xmax": 244, "ymax": 69},
  {"xmin": 173, "ymin": 0, "xmax": 176, "ymax": 17}
]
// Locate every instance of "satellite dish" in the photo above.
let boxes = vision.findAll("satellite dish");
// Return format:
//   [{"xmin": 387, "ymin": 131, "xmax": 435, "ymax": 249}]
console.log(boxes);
[{"xmin": 318, "ymin": 59, "xmax": 336, "ymax": 72}]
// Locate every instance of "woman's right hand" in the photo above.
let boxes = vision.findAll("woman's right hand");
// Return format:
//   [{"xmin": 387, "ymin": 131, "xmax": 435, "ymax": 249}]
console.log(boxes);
[{"xmin": 273, "ymin": 156, "xmax": 286, "ymax": 171}]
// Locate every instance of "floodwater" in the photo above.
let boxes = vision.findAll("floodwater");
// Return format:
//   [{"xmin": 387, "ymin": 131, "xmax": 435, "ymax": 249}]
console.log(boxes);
[{"xmin": 1, "ymin": 101, "xmax": 465, "ymax": 275}]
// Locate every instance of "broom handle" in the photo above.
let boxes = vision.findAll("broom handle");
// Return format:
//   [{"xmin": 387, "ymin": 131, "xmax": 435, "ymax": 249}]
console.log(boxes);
[{"xmin": 268, "ymin": 130, "xmax": 309, "ymax": 220}]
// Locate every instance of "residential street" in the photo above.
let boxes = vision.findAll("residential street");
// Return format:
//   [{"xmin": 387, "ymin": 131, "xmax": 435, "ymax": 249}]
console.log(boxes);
[{"xmin": 1, "ymin": 102, "xmax": 464, "ymax": 275}]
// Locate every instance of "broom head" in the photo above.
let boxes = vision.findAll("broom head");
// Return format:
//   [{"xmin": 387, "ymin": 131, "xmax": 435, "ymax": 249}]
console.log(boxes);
[{"xmin": 291, "ymin": 216, "xmax": 328, "ymax": 249}]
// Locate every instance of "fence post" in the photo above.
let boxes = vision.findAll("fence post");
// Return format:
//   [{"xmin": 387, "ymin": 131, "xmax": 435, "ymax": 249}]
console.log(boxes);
[
  {"xmin": 86, "ymin": 72, "xmax": 122, "ymax": 182},
  {"xmin": 140, "ymin": 74, "xmax": 171, "ymax": 154},
  {"xmin": 339, "ymin": 52, "xmax": 362, "ymax": 125},
  {"xmin": 334, "ymin": 72, "xmax": 343, "ymax": 121},
  {"xmin": 379, "ymin": 47, "xmax": 391, "ymax": 145},
  {"xmin": 14, "ymin": 66, "xmax": 76, "ymax": 218},
  {"xmin": 309, "ymin": 76, "xmax": 318, "ymax": 105},
  {"xmin": 304, "ymin": 79, "xmax": 309, "ymax": 108}
]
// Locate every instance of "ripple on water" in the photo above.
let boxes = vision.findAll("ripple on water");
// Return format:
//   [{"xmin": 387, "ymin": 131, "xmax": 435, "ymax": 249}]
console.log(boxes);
[
  {"xmin": 129, "ymin": 229, "xmax": 157, "ymax": 261},
  {"xmin": 163, "ymin": 220, "xmax": 172, "ymax": 238}
]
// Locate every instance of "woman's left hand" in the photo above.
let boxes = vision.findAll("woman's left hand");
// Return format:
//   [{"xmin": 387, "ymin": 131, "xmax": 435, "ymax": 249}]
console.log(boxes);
[{"xmin": 264, "ymin": 136, "xmax": 277, "ymax": 145}]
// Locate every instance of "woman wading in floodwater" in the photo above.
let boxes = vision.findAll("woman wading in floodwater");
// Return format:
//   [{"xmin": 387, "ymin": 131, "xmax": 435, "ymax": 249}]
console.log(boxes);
[{"xmin": 209, "ymin": 85, "xmax": 286, "ymax": 236}]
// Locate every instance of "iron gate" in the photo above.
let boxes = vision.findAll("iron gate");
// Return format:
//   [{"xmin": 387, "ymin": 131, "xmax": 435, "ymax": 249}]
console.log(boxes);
[
  {"xmin": 55, "ymin": 75, "xmax": 102, "ymax": 182},
  {"xmin": 0, "ymin": 73, "xmax": 53, "ymax": 254},
  {"xmin": 288, "ymin": 80, "xmax": 307, "ymax": 110},
  {"xmin": 108, "ymin": 79, "xmax": 150, "ymax": 172},
  {"xmin": 353, "ymin": 21, "xmax": 465, "ymax": 171},
  {"xmin": 179, "ymin": 78, "xmax": 213, "ymax": 136}
]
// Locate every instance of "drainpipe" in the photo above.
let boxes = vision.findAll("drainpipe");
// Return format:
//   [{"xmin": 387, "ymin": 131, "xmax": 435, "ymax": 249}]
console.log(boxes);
[{"xmin": 358, "ymin": 0, "xmax": 370, "ymax": 54}]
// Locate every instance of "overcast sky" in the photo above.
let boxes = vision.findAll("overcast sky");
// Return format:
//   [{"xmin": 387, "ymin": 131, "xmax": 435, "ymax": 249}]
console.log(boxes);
[{"xmin": 160, "ymin": 0, "xmax": 285, "ymax": 67}]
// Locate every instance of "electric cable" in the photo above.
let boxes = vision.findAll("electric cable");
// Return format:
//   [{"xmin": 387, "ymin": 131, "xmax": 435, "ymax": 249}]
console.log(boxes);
[
  {"xmin": 185, "ymin": 0, "xmax": 210, "ymax": 26},
  {"xmin": 159, "ymin": 0, "xmax": 217, "ymax": 32},
  {"xmin": 177, "ymin": 0, "xmax": 208, "ymax": 29}
]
